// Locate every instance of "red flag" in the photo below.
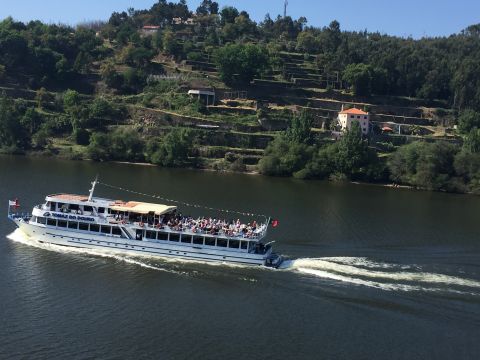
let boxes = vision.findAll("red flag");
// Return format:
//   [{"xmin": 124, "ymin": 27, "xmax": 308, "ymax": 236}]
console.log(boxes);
[{"xmin": 271, "ymin": 219, "xmax": 279, "ymax": 228}]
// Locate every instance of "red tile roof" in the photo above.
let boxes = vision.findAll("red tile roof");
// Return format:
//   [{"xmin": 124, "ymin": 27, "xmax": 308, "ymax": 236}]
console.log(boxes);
[{"xmin": 339, "ymin": 108, "xmax": 368, "ymax": 115}]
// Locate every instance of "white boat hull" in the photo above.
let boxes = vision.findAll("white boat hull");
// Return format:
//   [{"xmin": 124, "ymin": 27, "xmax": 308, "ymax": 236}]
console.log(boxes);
[{"xmin": 16, "ymin": 221, "xmax": 270, "ymax": 266}]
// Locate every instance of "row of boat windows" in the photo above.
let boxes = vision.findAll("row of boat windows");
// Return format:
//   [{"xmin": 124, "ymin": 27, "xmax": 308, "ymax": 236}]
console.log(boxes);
[
  {"xmin": 33, "ymin": 216, "xmax": 249, "ymax": 249},
  {"xmin": 141, "ymin": 230, "xmax": 248, "ymax": 249},
  {"xmin": 34, "ymin": 216, "xmax": 122, "ymax": 236}
]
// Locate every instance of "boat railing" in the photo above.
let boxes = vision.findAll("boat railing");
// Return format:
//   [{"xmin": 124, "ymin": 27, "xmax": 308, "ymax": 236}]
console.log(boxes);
[
  {"xmin": 123, "ymin": 221, "xmax": 266, "ymax": 240},
  {"xmin": 8, "ymin": 212, "xmax": 32, "ymax": 221}
]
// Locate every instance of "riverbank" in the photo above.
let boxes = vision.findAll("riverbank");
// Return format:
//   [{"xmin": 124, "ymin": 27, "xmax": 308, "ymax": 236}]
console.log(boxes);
[{"xmin": 6, "ymin": 150, "xmax": 475, "ymax": 198}]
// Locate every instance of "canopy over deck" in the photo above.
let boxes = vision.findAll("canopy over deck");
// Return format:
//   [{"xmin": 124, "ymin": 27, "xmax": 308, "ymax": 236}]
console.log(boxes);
[
  {"xmin": 110, "ymin": 201, "xmax": 176, "ymax": 215},
  {"xmin": 48, "ymin": 194, "xmax": 89, "ymax": 202}
]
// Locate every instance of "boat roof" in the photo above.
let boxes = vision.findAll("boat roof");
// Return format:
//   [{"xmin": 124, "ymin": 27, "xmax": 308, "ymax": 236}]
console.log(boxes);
[
  {"xmin": 49, "ymin": 194, "xmax": 90, "ymax": 202},
  {"xmin": 110, "ymin": 201, "xmax": 176, "ymax": 215},
  {"xmin": 46, "ymin": 193, "xmax": 177, "ymax": 215}
]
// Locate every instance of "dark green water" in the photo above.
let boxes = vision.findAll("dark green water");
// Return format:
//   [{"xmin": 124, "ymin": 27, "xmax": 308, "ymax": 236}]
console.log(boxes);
[{"xmin": 1, "ymin": 155, "xmax": 479, "ymax": 359}]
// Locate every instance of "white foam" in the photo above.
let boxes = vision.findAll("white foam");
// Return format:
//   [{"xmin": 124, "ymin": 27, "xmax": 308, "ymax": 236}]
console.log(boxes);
[
  {"xmin": 6, "ymin": 229, "xmax": 259, "ymax": 274},
  {"xmin": 7, "ymin": 230, "xmax": 480, "ymax": 294},
  {"xmin": 286, "ymin": 257, "xmax": 480, "ymax": 292},
  {"xmin": 325, "ymin": 257, "xmax": 414, "ymax": 270},
  {"xmin": 7, "ymin": 229, "xmax": 180, "ymax": 274}
]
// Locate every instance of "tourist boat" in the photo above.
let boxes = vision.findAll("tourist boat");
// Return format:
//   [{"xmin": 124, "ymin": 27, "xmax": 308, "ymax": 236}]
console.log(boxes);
[{"xmin": 7, "ymin": 179, "xmax": 283, "ymax": 268}]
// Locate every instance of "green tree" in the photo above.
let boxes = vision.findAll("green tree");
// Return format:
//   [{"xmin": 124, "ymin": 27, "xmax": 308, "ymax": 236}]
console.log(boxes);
[
  {"xmin": 285, "ymin": 109, "xmax": 313, "ymax": 144},
  {"xmin": 100, "ymin": 61, "xmax": 123, "ymax": 89},
  {"xmin": 214, "ymin": 43, "xmax": 269, "ymax": 85},
  {"xmin": 162, "ymin": 30, "xmax": 180, "ymax": 56},
  {"xmin": 20, "ymin": 107, "xmax": 44, "ymax": 134},
  {"xmin": 220, "ymin": 6, "xmax": 239, "ymax": 25},
  {"xmin": 296, "ymin": 31, "xmax": 318, "ymax": 53},
  {"xmin": 388, "ymin": 141, "xmax": 459, "ymax": 190},
  {"xmin": 258, "ymin": 135, "xmax": 312, "ymax": 176},
  {"xmin": 457, "ymin": 109, "xmax": 480, "ymax": 134},
  {"xmin": 343, "ymin": 63, "xmax": 372, "ymax": 96},
  {"xmin": 332, "ymin": 122, "xmax": 372, "ymax": 178},
  {"xmin": 0, "ymin": 93, "xmax": 29, "ymax": 148},
  {"xmin": 147, "ymin": 128, "xmax": 192, "ymax": 167},
  {"xmin": 464, "ymin": 128, "xmax": 480, "ymax": 153},
  {"xmin": 87, "ymin": 132, "xmax": 110, "ymax": 160},
  {"xmin": 63, "ymin": 89, "xmax": 81, "ymax": 110}
]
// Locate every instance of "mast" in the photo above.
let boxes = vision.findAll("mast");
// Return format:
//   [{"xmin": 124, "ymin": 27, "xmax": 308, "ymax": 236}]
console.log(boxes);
[
  {"xmin": 88, "ymin": 175, "xmax": 98, "ymax": 202},
  {"xmin": 284, "ymin": 0, "xmax": 288, "ymax": 18}
]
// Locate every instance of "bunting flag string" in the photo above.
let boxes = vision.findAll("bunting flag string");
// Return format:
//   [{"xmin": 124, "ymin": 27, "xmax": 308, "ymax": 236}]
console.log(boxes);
[{"xmin": 97, "ymin": 181, "xmax": 270, "ymax": 221}]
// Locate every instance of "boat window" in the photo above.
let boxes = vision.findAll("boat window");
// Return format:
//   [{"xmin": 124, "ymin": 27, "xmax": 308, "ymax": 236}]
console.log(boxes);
[
  {"xmin": 240, "ymin": 241, "xmax": 248, "ymax": 250},
  {"xmin": 50, "ymin": 202, "xmax": 56, "ymax": 211},
  {"xmin": 204, "ymin": 237, "xmax": 216, "ymax": 246},
  {"xmin": 169, "ymin": 233, "xmax": 180, "ymax": 242},
  {"xmin": 79, "ymin": 222, "xmax": 89, "ymax": 231},
  {"xmin": 83, "ymin": 206, "xmax": 93, "ymax": 214},
  {"xmin": 58, "ymin": 220, "xmax": 67, "ymax": 228},
  {"xmin": 112, "ymin": 227, "xmax": 122, "ymax": 236},
  {"xmin": 228, "ymin": 240, "xmax": 240, "ymax": 249},
  {"xmin": 31, "ymin": 216, "xmax": 37, "ymax": 223},
  {"xmin": 181, "ymin": 235, "xmax": 192, "ymax": 243},
  {"xmin": 90, "ymin": 224, "xmax": 100, "ymax": 232},
  {"xmin": 68, "ymin": 221, "xmax": 78, "ymax": 229},
  {"xmin": 217, "ymin": 239, "xmax": 227, "ymax": 247},
  {"xmin": 70, "ymin": 204, "xmax": 79, "ymax": 212},
  {"xmin": 37, "ymin": 217, "xmax": 46, "ymax": 224},
  {"xmin": 146, "ymin": 230, "xmax": 156, "ymax": 240},
  {"xmin": 193, "ymin": 236, "xmax": 204, "ymax": 245},
  {"xmin": 57, "ymin": 203, "xmax": 66, "ymax": 212},
  {"xmin": 98, "ymin": 207, "xmax": 105, "ymax": 214},
  {"xmin": 157, "ymin": 232, "xmax": 169, "ymax": 241},
  {"xmin": 101, "ymin": 225, "xmax": 111, "ymax": 234},
  {"xmin": 47, "ymin": 219, "xmax": 56, "ymax": 226}
]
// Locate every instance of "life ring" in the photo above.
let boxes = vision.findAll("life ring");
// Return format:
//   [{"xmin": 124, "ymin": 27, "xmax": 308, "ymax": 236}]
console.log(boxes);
[
  {"xmin": 121, "ymin": 220, "xmax": 126, "ymax": 225},
  {"xmin": 139, "ymin": 222, "xmax": 144, "ymax": 228}
]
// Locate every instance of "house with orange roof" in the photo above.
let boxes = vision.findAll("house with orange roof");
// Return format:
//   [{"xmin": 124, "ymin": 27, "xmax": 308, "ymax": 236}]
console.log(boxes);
[{"xmin": 338, "ymin": 106, "xmax": 370, "ymax": 135}]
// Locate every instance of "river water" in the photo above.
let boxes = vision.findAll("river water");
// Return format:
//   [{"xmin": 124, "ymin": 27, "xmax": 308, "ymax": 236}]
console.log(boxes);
[{"xmin": 0, "ymin": 155, "xmax": 479, "ymax": 359}]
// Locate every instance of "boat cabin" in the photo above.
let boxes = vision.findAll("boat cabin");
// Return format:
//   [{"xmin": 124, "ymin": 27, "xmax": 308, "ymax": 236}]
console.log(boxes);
[{"xmin": 30, "ymin": 193, "xmax": 270, "ymax": 255}]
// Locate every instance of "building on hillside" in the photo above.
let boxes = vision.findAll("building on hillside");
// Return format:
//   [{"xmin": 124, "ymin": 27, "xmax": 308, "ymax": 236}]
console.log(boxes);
[
  {"xmin": 338, "ymin": 107, "xmax": 370, "ymax": 135},
  {"xmin": 172, "ymin": 17, "xmax": 196, "ymax": 26},
  {"xmin": 141, "ymin": 25, "xmax": 161, "ymax": 35},
  {"xmin": 188, "ymin": 89, "xmax": 216, "ymax": 106}
]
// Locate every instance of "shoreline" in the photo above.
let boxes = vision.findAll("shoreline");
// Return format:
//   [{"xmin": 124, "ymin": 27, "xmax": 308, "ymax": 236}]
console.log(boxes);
[{"xmin": 2, "ymin": 151, "xmax": 474, "ymax": 196}]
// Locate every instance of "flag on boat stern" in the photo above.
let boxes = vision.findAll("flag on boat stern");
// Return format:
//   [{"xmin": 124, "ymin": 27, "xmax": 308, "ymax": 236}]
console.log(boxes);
[{"xmin": 9, "ymin": 199, "xmax": 20, "ymax": 208}]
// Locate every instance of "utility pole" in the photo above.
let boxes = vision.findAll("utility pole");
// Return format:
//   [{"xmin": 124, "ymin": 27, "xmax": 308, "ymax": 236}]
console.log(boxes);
[{"xmin": 284, "ymin": 0, "xmax": 288, "ymax": 18}]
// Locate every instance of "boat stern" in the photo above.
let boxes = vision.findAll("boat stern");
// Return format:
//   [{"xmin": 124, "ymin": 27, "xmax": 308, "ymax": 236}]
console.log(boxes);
[{"xmin": 264, "ymin": 253, "xmax": 284, "ymax": 268}]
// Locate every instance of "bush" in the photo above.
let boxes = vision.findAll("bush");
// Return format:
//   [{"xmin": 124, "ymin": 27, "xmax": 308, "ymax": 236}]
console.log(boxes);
[
  {"xmin": 146, "ymin": 128, "xmax": 193, "ymax": 167},
  {"xmin": 187, "ymin": 52, "xmax": 203, "ymax": 61},
  {"xmin": 73, "ymin": 128, "xmax": 90, "ymax": 145},
  {"xmin": 230, "ymin": 157, "xmax": 246, "ymax": 172}
]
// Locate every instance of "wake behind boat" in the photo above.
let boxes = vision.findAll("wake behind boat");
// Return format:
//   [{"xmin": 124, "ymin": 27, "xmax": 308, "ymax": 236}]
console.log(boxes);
[{"xmin": 7, "ymin": 179, "xmax": 283, "ymax": 268}]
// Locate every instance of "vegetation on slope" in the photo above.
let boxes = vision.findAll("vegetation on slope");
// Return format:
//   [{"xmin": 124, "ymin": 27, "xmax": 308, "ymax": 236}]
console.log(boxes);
[{"xmin": 1, "ymin": 0, "xmax": 480, "ymax": 193}]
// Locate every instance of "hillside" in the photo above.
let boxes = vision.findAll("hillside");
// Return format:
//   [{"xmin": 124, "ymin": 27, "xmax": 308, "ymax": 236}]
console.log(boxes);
[{"xmin": 1, "ymin": 1, "xmax": 480, "ymax": 193}]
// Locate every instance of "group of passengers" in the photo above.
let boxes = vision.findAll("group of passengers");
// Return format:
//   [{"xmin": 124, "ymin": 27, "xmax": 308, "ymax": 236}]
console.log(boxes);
[{"xmin": 161, "ymin": 214, "xmax": 261, "ymax": 238}]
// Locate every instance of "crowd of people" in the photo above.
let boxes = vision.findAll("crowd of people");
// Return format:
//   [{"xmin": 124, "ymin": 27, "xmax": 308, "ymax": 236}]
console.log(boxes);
[{"xmin": 160, "ymin": 214, "xmax": 264, "ymax": 239}]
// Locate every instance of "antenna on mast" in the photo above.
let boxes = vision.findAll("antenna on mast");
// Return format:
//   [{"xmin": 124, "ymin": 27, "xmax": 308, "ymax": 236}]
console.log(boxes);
[
  {"xmin": 88, "ymin": 175, "xmax": 99, "ymax": 202},
  {"xmin": 284, "ymin": 0, "xmax": 288, "ymax": 18}
]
